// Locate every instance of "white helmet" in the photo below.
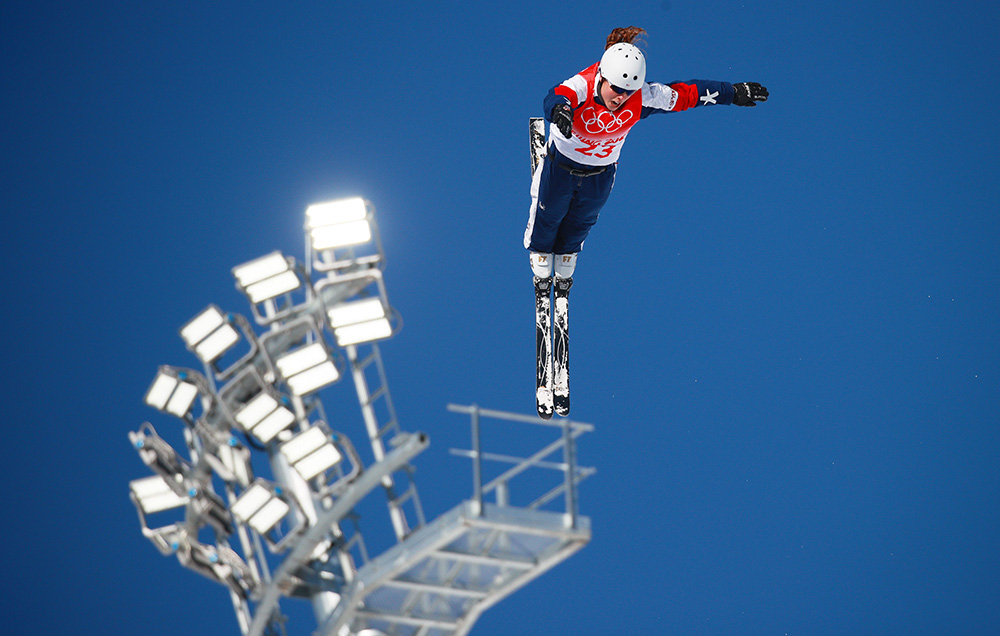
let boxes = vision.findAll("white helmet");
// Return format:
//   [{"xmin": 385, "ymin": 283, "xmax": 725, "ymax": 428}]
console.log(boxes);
[{"xmin": 599, "ymin": 43, "xmax": 646, "ymax": 91}]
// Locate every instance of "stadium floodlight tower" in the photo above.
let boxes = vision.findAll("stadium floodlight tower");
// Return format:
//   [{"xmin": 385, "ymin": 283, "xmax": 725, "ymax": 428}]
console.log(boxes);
[{"xmin": 127, "ymin": 197, "xmax": 595, "ymax": 636}]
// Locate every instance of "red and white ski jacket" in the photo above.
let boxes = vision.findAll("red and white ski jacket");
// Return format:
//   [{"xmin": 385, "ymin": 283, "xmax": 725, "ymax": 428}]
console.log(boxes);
[{"xmin": 544, "ymin": 62, "xmax": 735, "ymax": 167}]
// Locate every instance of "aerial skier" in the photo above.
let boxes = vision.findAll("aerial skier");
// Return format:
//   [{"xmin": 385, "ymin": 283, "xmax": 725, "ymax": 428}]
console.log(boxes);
[{"xmin": 526, "ymin": 25, "xmax": 768, "ymax": 419}]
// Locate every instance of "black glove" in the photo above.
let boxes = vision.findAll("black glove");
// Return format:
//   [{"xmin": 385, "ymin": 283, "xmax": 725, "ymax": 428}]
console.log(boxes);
[
  {"xmin": 733, "ymin": 82, "xmax": 769, "ymax": 107},
  {"xmin": 552, "ymin": 103, "xmax": 574, "ymax": 137}
]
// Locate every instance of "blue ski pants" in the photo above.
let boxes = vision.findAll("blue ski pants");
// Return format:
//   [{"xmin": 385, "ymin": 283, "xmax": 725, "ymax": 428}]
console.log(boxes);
[{"xmin": 523, "ymin": 146, "xmax": 616, "ymax": 255}]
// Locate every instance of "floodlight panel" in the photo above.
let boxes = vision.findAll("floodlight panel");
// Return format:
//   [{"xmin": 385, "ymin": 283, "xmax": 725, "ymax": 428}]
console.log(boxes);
[
  {"xmin": 145, "ymin": 373, "xmax": 178, "ymax": 410},
  {"xmin": 231, "ymin": 484, "xmax": 271, "ymax": 522},
  {"xmin": 286, "ymin": 361, "xmax": 339, "ymax": 395},
  {"xmin": 249, "ymin": 498, "xmax": 290, "ymax": 534},
  {"xmin": 327, "ymin": 297, "xmax": 386, "ymax": 328},
  {"xmin": 194, "ymin": 323, "xmax": 240, "ymax": 362},
  {"xmin": 180, "ymin": 307, "xmax": 226, "ymax": 347},
  {"xmin": 334, "ymin": 319, "xmax": 392, "ymax": 347},
  {"xmin": 252, "ymin": 407, "xmax": 296, "ymax": 443},
  {"xmin": 280, "ymin": 427, "xmax": 328, "ymax": 464},
  {"xmin": 131, "ymin": 476, "xmax": 188, "ymax": 514},
  {"xmin": 233, "ymin": 252, "xmax": 290, "ymax": 287},
  {"xmin": 217, "ymin": 443, "xmax": 250, "ymax": 485},
  {"xmin": 141, "ymin": 491, "xmax": 190, "ymax": 514},
  {"xmin": 234, "ymin": 393, "xmax": 279, "ymax": 430},
  {"xmin": 165, "ymin": 381, "xmax": 199, "ymax": 417},
  {"xmin": 310, "ymin": 220, "xmax": 372, "ymax": 250},
  {"xmin": 295, "ymin": 444, "xmax": 343, "ymax": 480},
  {"xmin": 130, "ymin": 475, "xmax": 176, "ymax": 498},
  {"xmin": 275, "ymin": 342, "xmax": 329, "ymax": 378},
  {"xmin": 245, "ymin": 270, "xmax": 300, "ymax": 303},
  {"xmin": 306, "ymin": 198, "xmax": 366, "ymax": 228}
]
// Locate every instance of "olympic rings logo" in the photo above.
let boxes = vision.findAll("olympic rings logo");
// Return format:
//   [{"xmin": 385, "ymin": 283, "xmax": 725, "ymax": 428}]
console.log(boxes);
[{"xmin": 579, "ymin": 106, "xmax": 634, "ymax": 134}]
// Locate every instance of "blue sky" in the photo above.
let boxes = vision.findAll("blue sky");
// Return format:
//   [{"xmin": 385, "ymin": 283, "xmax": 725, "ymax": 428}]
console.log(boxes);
[{"xmin": 3, "ymin": 1, "xmax": 998, "ymax": 635}]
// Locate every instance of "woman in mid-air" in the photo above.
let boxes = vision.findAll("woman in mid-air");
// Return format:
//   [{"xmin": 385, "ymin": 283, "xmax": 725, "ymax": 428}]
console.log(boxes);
[{"xmin": 524, "ymin": 25, "xmax": 769, "ymax": 282}]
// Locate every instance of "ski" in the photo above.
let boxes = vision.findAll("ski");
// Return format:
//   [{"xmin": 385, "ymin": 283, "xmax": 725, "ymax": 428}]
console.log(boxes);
[
  {"xmin": 553, "ymin": 276, "xmax": 572, "ymax": 416},
  {"xmin": 531, "ymin": 117, "xmax": 554, "ymax": 419},
  {"xmin": 534, "ymin": 275, "xmax": 554, "ymax": 419},
  {"xmin": 530, "ymin": 117, "xmax": 546, "ymax": 175}
]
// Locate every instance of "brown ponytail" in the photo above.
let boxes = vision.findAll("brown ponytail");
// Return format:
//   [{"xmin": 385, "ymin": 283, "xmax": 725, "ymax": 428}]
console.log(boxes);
[{"xmin": 606, "ymin": 26, "xmax": 647, "ymax": 49}]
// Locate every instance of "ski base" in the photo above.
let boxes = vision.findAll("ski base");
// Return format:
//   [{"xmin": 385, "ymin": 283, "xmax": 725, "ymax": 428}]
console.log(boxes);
[
  {"xmin": 530, "ymin": 117, "xmax": 546, "ymax": 175},
  {"xmin": 553, "ymin": 276, "xmax": 572, "ymax": 416},
  {"xmin": 534, "ymin": 276, "xmax": 554, "ymax": 419}
]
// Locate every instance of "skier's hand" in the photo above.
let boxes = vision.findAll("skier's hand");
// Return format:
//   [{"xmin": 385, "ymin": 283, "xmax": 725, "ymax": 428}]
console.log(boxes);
[
  {"xmin": 733, "ymin": 82, "xmax": 769, "ymax": 107},
  {"xmin": 552, "ymin": 103, "xmax": 574, "ymax": 138}
]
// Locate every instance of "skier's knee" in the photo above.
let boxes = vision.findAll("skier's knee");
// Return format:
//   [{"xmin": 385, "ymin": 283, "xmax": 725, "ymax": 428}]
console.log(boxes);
[
  {"xmin": 554, "ymin": 253, "xmax": 577, "ymax": 278},
  {"xmin": 530, "ymin": 252, "xmax": 554, "ymax": 278}
]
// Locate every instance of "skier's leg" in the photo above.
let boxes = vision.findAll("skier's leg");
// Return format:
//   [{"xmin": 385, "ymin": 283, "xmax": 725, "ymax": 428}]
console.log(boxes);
[
  {"xmin": 551, "ymin": 166, "xmax": 616, "ymax": 256},
  {"xmin": 524, "ymin": 155, "xmax": 576, "ymax": 255}
]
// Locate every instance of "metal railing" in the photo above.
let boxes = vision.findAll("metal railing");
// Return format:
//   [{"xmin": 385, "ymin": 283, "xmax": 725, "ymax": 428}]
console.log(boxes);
[{"xmin": 447, "ymin": 404, "xmax": 596, "ymax": 528}]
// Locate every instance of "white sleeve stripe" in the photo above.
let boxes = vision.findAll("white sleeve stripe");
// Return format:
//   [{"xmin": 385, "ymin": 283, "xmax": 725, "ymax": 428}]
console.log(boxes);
[
  {"xmin": 561, "ymin": 74, "xmax": 588, "ymax": 105},
  {"xmin": 642, "ymin": 82, "xmax": 679, "ymax": 112}
]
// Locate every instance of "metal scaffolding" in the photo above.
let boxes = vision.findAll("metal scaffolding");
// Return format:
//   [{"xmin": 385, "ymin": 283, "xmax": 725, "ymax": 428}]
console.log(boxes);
[{"xmin": 319, "ymin": 404, "xmax": 595, "ymax": 636}]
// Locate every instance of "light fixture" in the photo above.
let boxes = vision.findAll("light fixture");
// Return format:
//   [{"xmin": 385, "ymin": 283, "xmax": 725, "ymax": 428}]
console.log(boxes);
[
  {"xmin": 213, "ymin": 437, "xmax": 252, "ymax": 486},
  {"xmin": 145, "ymin": 370, "xmax": 199, "ymax": 417},
  {"xmin": 233, "ymin": 390, "xmax": 296, "ymax": 443},
  {"xmin": 130, "ymin": 423, "xmax": 188, "ymax": 481},
  {"xmin": 230, "ymin": 481, "xmax": 290, "ymax": 535},
  {"xmin": 130, "ymin": 475, "xmax": 189, "ymax": 514},
  {"xmin": 180, "ymin": 305, "xmax": 241, "ymax": 364},
  {"xmin": 306, "ymin": 198, "xmax": 372, "ymax": 250},
  {"xmin": 232, "ymin": 252, "xmax": 301, "ymax": 304},
  {"xmin": 275, "ymin": 342, "xmax": 339, "ymax": 396},
  {"xmin": 142, "ymin": 522, "xmax": 187, "ymax": 556},
  {"xmin": 179, "ymin": 539, "xmax": 236, "ymax": 590},
  {"xmin": 189, "ymin": 487, "xmax": 234, "ymax": 536},
  {"xmin": 327, "ymin": 297, "xmax": 392, "ymax": 346},
  {"xmin": 279, "ymin": 427, "xmax": 342, "ymax": 481}
]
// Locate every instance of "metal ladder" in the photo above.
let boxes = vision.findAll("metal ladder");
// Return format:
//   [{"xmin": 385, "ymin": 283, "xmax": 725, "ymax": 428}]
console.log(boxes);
[{"xmin": 346, "ymin": 341, "xmax": 425, "ymax": 540}]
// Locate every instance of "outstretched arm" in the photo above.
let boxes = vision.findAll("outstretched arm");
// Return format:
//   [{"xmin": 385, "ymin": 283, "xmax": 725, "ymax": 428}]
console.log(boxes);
[{"xmin": 641, "ymin": 80, "xmax": 768, "ymax": 117}]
